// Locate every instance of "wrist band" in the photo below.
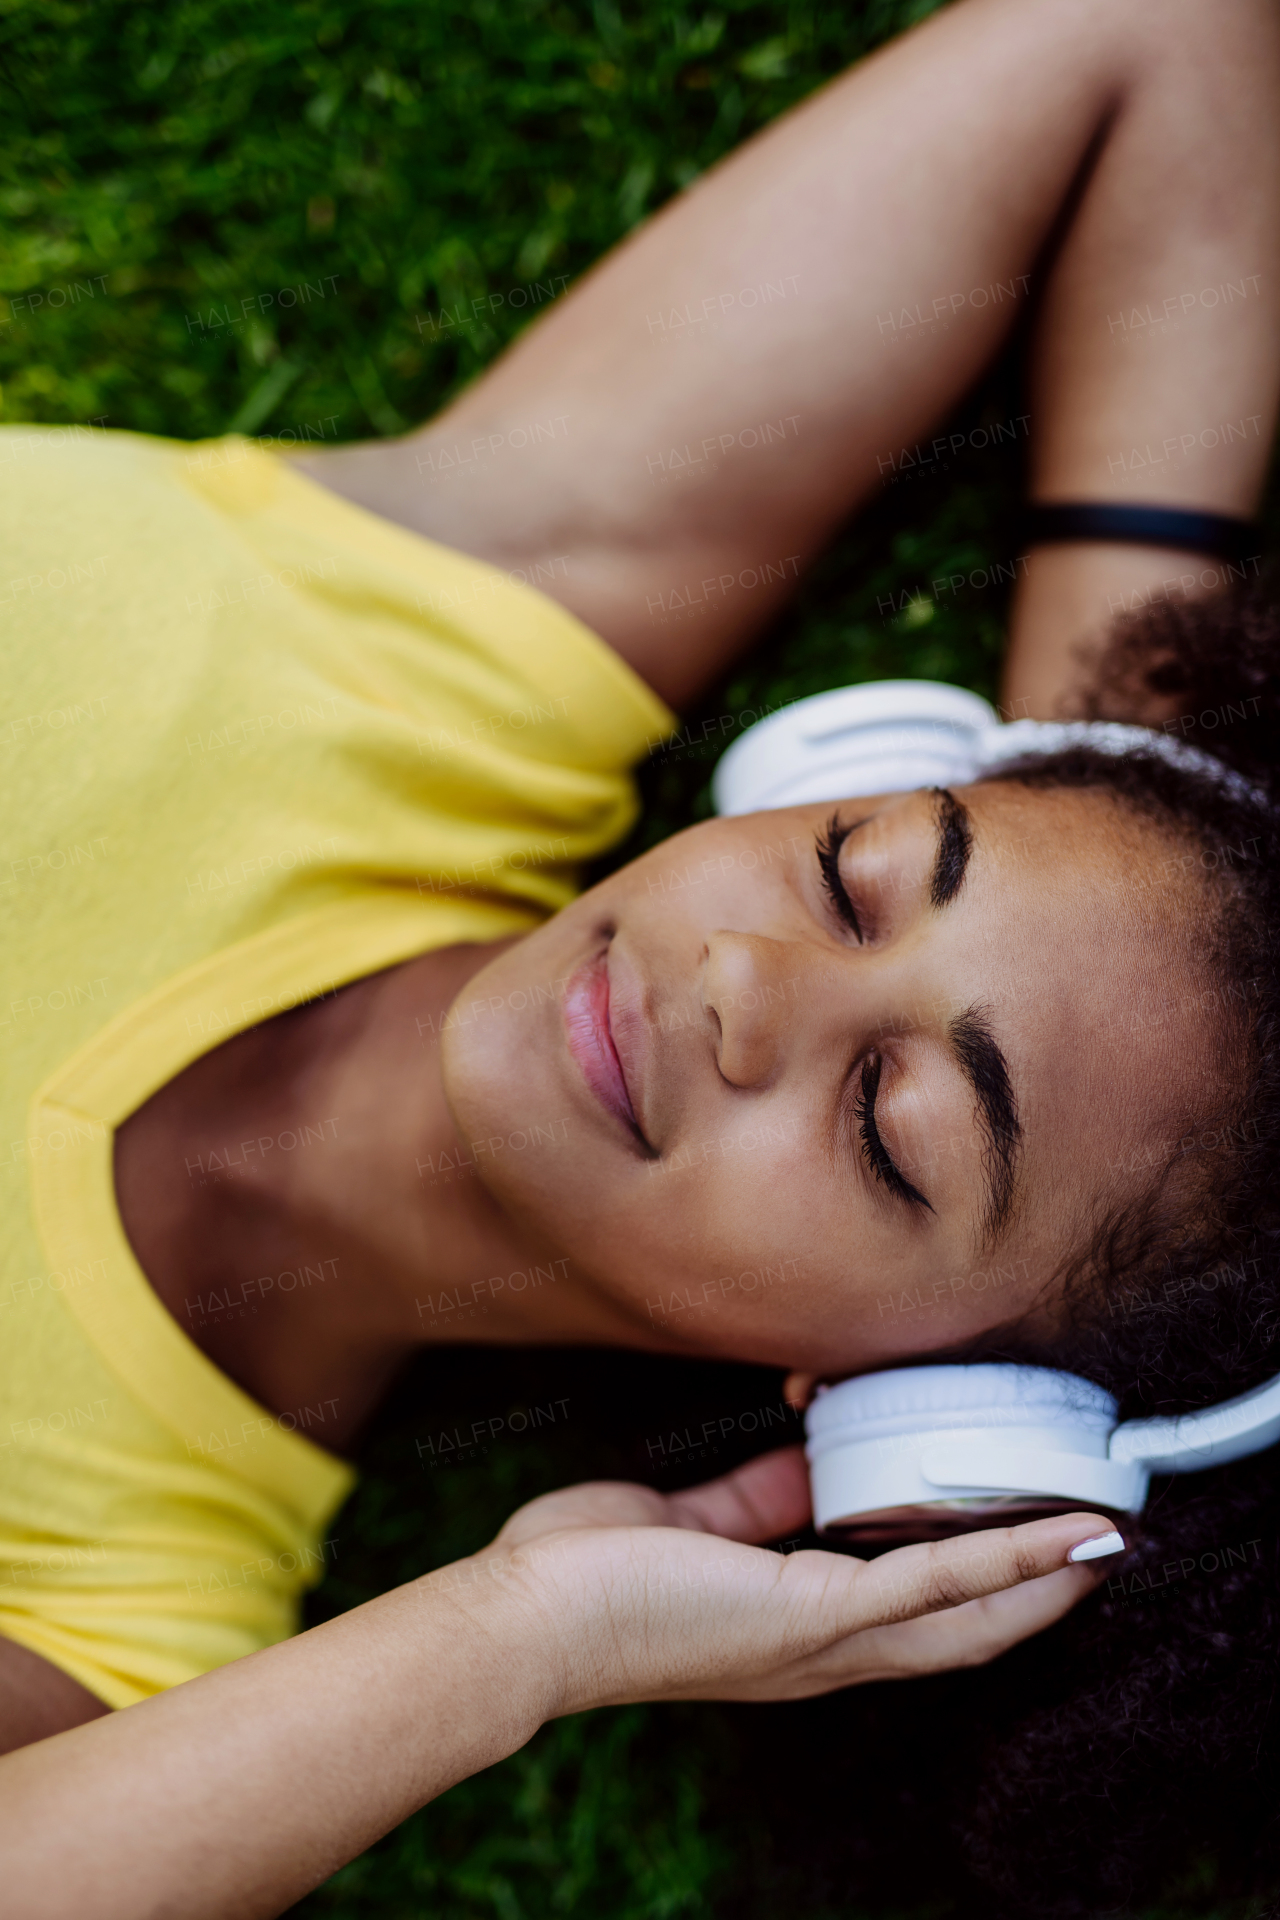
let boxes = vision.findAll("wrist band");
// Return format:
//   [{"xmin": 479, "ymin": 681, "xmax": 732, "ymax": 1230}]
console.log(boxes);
[{"xmin": 1023, "ymin": 500, "xmax": 1261, "ymax": 565}]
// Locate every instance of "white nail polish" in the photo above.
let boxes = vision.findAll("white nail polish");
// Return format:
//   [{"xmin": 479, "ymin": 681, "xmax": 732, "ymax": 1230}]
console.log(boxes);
[{"xmin": 1067, "ymin": 1530, "xmax": 1125, "ymax": 1563}]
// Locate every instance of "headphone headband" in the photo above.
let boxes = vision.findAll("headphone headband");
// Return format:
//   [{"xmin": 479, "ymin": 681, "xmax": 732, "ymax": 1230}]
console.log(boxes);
[
  {"xmin": 1110, "ymin": 1369, "xmax": 1280, "ymax": 1473},
  {"xmin": 711, "ymin": 679, "xmax": 1271, "ymax": 816}
]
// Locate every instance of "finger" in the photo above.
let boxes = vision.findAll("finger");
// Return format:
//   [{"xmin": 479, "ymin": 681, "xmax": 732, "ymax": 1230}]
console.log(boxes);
[
  {"xmin": 665, "ymin": 1447, "xmax": 811, "ymax": 1543},
  {"xmin": 843, "ymin": 1512, "xmax": 1125, "ymax": 1631},
  {"xmin": 908, "ymin": 1559, "xmax": 1112, "ymax": 1668},
  {"xmin": 788, "ymin": 1560, "xmax": 1110, "ymax": 1692},
  {"xmin": 494, "ymin": 1447, "xmax": 811, "ymax": 1550},
  {"xmin": 493, "ymin": 1479, "xmax": 668, "ymax": 1545}
]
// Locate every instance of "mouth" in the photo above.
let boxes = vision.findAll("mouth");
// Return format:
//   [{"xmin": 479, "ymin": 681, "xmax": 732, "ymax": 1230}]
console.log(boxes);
[{"xmin": 563, "ymin": 947, "xmax": 648, "ymax": 1147}]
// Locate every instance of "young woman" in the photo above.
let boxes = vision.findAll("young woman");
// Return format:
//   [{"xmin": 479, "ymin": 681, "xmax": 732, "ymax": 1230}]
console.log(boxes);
[{"xmin": 2, "ymin": 0, "xmax": 1278, "ymax": 1911}]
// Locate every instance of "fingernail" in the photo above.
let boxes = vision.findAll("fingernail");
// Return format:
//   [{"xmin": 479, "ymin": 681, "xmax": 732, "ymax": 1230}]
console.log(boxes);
[{"xmin": 1066, "ymin": 1529, "xmax": 1125, "ymax": 1564}]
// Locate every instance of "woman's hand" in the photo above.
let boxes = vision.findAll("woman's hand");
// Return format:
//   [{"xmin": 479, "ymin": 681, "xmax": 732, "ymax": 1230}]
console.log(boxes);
[
  {"xmin": 0, "ymin": 1445, "xmax": 1122, "ymax": 1920},
  {"xmin": 452, "ymin": 1446, "xmax": 1122, "ymax": 1714}
]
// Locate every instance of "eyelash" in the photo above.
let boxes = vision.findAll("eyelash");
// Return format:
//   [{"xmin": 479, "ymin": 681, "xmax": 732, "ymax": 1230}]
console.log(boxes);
[
  {"xmin": 815, "ymin": 813, "xmax": 863, "ymax": 943},
  {"xmin": 853, "ymin": 1056, "xmax": 934, "ymax": 1216},
  {"xmin": 816, "ymin": 819, "xmax": 932, "ymax": 1216}
]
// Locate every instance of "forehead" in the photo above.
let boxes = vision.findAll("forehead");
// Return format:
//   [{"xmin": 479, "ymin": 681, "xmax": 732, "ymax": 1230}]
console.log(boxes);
[
  {"xmin": 957, "ymin": 778, "xmax": 1213, "ymax": 982},
  {"xmin": 945, "ymin": 778, "xmax": 1207, "ymax": 1039}
]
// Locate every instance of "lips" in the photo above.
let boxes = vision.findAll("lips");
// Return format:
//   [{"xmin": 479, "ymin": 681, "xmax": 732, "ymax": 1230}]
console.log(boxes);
[{"xmin": 563, "ymin": 948, "xmax": 644, "ymax": 1139}]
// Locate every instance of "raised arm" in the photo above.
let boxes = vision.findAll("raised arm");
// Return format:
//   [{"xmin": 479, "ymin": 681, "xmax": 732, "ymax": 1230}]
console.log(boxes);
[
  {"xmin": 0, "ymin": 1453, "xmax": 1120, "ymax": 1920},
  {"xmin": 290, "ymin": 0, "xmax": 1280, "ymax": 718}
]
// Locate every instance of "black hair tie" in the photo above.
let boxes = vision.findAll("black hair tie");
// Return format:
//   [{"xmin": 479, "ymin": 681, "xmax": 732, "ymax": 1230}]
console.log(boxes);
[{"xmin": 1023, "ymin": 501, "xmax": 1261, "ymax": 566}]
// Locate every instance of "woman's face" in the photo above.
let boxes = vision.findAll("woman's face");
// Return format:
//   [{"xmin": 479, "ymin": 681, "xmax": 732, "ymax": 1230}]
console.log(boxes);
[{"xmin": 441, "ymin": 780, "xmax": 1219, "ymax": 1375}]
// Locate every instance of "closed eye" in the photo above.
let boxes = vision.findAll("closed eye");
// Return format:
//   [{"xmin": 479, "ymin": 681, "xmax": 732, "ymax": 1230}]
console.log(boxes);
[
  {"xmin": 815, "ymin": 812, "xmax": 863, "ymax": 942},
  {"xmin": 852, "ymin": 1056, "xmax": 934, "ymax": 1215}
]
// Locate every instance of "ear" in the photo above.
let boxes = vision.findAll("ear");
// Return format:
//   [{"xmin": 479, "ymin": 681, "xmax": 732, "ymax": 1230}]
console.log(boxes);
[{"xmin": 783, "ymin": 1371, "xmax": 818, "ymax": 1411}]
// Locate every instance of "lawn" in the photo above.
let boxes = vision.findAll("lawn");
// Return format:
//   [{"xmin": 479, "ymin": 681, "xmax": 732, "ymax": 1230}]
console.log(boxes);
[{"xmin": 2, "ymin": 1, "xmax": 1276, "ymax": 1915}]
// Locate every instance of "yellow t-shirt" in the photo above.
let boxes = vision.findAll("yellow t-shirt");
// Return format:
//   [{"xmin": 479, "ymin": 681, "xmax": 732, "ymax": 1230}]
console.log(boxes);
[{"xmin": 0, "ymin": 424, "xmax": 672, "ymax": 1707}]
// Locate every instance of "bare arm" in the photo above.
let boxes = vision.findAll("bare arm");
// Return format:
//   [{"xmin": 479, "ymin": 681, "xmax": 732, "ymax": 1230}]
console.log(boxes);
[
  {"xmin": 291, "ymin": 0, "xmax": 1280, "ymax": 718},
  {"xmin": 0, "ymin": 1453, "xmax": 1119, "ymax": 1920}
]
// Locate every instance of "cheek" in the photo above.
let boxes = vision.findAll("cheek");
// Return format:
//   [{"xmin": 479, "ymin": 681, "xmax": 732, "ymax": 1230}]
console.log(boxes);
[{"xmin": 582, "ymin": 1123, "xmax": 855, "ymax": 1309}]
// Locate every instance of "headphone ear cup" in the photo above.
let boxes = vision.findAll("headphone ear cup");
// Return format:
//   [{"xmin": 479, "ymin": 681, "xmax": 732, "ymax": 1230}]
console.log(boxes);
[
  {"xmin": 711, "ymin": 681, "xmax": 996, "ymax": 815},
  {"xmin": 804, "ymin": 1365, "xmax": 1123, "ymax": 1541}
]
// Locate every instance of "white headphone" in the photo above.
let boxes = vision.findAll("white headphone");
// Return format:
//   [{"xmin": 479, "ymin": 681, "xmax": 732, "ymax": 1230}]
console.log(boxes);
[
  {"xmin": 804, "ymin": 1363, "xmax": 1280, "ymax": 1538},
  {"xmin": 710, "ymin": 677, "xmax": 1277, "ymax": 1537}
]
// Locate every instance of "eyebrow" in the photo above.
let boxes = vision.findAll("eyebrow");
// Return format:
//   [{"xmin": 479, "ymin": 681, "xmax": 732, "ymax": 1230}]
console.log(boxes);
[
  {"xmin": 947, "ymin": 1006, "xmax": 1022, "ymax": 1245},
  {"xmin": 920, "ymin": 795, "xmax": 1022, "ymax": 1240},
  {"xmin": 928, "ymin": 788, "xmax": 973, "ymax": 907}
]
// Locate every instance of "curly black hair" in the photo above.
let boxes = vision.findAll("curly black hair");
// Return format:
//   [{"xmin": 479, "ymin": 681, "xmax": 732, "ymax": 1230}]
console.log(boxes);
[{"xmin": 946, "ymin": 569, "xmax": 1280, "ymax": 1914}]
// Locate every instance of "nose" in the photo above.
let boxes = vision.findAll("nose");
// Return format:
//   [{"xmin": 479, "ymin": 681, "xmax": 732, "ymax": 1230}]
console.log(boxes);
[{"xmin": 700, "ymin": 932, "xmax": 803, "ymax": 1087}]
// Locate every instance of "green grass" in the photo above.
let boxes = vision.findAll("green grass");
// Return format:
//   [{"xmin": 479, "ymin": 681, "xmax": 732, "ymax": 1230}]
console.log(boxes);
[{"xmin": 4, "ymin": 1, "xmax": 1278, "ymax": 1914}]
